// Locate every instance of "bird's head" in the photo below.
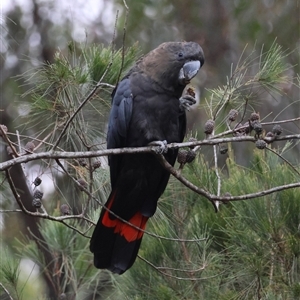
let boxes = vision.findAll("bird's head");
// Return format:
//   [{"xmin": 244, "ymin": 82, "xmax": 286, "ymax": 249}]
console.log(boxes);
[{"xmin": 139, "ymin": 41, "xmax": 205, "ymax": 92}]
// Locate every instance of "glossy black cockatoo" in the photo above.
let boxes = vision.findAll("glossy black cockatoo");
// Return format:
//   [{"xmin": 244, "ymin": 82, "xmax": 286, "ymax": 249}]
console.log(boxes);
[{"xmin": 90, "ymin": 41, "xmax": 204, "ymax": 274}]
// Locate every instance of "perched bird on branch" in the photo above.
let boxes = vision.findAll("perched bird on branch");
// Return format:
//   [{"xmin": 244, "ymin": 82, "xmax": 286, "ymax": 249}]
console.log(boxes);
[{"xmin": 90, "ymin": 41, "xmax": 205, "ymax": 274}]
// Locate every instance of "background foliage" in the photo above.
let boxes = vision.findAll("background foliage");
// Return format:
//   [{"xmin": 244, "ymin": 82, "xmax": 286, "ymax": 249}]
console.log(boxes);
[{"xmin": 0, "ymin": 1, "xmax": 299, "ymax": 299}]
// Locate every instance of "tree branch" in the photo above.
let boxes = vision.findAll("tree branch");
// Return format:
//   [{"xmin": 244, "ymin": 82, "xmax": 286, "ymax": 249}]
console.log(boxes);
[
  {"xmin": 4, "ymin": 168, "xmax": 93, "ymax": 237},
  {"xmin": 138, "ymin": 255, "xmax": 220, "ymax": 281},
  {"xmin": 0, "ymin": 282, "xmax": 14, "ymax": 300},
  {"xmin": 155, "ymin": 153, "xmax": 300, "ymax": 211},
  {"xmin": 1, "ymin": 134, "xmax": 299, "ymax": 171}
]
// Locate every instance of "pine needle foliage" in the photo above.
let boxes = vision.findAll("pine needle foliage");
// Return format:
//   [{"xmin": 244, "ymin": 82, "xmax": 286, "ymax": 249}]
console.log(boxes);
[
  {"xmin": 19, "ymin": 42, "xmax": 139, "ymax": 151},
  {"xmin": 254, "ymin": 41, "xmax": 291, "ymax": 87},
  {"xmin": 204, "ymin": 41, "xmax": 293, "ymax": 127},
  {"xmin": 15, "ymin": 218, "xmax": 115, "ymax": 299},
  {"xmin": 0, "ymin": 246, "xmax": 21, "ymax": 299}
]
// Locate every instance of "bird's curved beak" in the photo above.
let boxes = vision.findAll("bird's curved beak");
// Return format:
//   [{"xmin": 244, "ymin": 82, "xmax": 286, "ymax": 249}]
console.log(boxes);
[{"xmin": 179, "ymin": 60, "xmax": 201, "ymax": 84}]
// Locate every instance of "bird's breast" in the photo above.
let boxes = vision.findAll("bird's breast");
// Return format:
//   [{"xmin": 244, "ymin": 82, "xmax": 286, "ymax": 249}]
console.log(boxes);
[{"xmin": 127, "ymin": 92, "xmax": 183, "ymax": 146}]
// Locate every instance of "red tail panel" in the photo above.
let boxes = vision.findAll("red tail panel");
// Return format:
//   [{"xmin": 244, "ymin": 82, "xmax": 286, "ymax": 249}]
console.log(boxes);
[{"xmin": 101, "ymin": 193, "xmax": 148, "ymax": 242}]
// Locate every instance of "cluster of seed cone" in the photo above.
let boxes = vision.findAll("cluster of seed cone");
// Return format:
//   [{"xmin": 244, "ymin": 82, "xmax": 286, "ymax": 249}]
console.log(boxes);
[
  {"xmin": 203, "ymin": 110, "xmax": 283, "ymax": 151},
  {"xmin": 177, "ymin": 137, "xmax": 197, "ymax": 166},
  {"xmin": 247, "ymin": 112, "xmax": 283, "ymax": 149},
  {"xmin": 32, "ymin": 182, "xmax": 44, "ymax": 208}
]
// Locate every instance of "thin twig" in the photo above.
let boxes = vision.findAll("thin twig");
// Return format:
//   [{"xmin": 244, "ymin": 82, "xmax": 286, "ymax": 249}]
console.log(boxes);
[
  {"xmin": 111, "ymin": 9, "xmax": 119, "ymax": 53},
  {"xmin": 214, "ymin": 117, "xmax": 300, "ymax": 139},
  {"xmin": 235, "ymin": 95, "xmax": 250, "ymax": 129},
  {"xmin": 0, "ymin": 125, "xmax": 19, "ymax": 157},
  {"xmin": 0, "ymin": 282, "xmax": 14, "ymax": 300},
  {"xmin": 84, "ymin": 156, "xmax": 94, "ymax": 216},
  {"xmin": 116, "ymin": 0, "xmax": 129, "ymax": 84},
  {"xmin": 138, "ymin": 255, "xmax": 220, "ymax": 281},
  {"xmin": 0, "ymin": 209, "xmax": 23, "ymax": 213},
  {"xmin": 16, "ymin": 130, "xmax": 34, "ymax": 195},
  {"xmin": 16, "ymin": 129, "xmax": 27, "ymax": 174},
  {"xmin": 52, "ymin": 77, "xmax": 113, "ymax": 150},
  {"xmin": 7, "ymin": 131, "xmax": 66, "ymax": 152},
  {"xmin": 261, "ymin": 117, "xmax": 300, "ymax": 126},
  {"xmin": 156, "ymin": 265, "xmax": 206, "ymax": 273},
  {"xmin": 213, "ymin": 143, "xmax": 220, "ymax": 210},
  {"xmin": 266, "ymin": 146, "xmax": 300, "ymax": 176}
]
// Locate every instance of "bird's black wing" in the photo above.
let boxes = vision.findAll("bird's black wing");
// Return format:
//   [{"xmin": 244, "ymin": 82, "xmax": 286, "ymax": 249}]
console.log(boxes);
[
  {"xmin": 107, "ymin": 78, "xmax": 133, "ymax": 188},
  {"xmin": 91, "ymin": 41, "xmax": 205, "ymax": 274}
]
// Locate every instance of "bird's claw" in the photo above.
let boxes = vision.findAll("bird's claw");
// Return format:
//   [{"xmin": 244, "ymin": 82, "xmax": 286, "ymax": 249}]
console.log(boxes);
[
  {"xmin": 149, "ymin": 140, "xmax": 168, "ymax": 154},
  {"xmin": 179, "ymin": 95, "xmax": 196, "ymax": 111}
]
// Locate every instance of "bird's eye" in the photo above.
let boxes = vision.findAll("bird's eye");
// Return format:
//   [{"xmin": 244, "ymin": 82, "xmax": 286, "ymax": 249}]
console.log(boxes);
[{"xmin": 178, "ymin": 52, "xmax": 184, "ymax": 58}]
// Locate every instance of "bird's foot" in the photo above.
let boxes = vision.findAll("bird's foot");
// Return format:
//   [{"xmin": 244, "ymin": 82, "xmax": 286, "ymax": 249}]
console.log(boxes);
[
  {"xmin": 179, "ymin": 94, "xmax": 196, "ymax": 111},
  {"xmin": 149, "ymin": 140, "xmax": 168, "ymax": 154}
]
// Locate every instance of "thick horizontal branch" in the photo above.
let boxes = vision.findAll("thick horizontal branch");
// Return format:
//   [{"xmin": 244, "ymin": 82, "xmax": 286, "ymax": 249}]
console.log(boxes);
[{"xmin": 1, "ymin": 134, "xmax": 299, "ymax": 171}]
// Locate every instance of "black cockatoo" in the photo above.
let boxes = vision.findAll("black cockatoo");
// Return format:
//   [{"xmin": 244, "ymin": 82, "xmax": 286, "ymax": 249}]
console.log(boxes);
[{"xmin": 90, "ymin": 41, "xmax": 205, "ymax": 274}]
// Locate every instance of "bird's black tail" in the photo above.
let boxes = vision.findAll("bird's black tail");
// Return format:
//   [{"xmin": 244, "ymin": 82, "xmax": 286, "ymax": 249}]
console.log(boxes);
[{"xmin": 90, "ymin": 191, "xmax": 148, "ymax": 274}]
